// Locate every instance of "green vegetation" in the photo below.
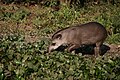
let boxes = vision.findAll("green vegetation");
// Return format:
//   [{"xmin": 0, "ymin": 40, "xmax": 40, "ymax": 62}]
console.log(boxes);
[
  {"xmin": 0, "ymin": 1, "xmax": 120, "ymax": 80},
  {"xmin": 0, "ymin": 34, "xmax": 120, "ymax": 80}
]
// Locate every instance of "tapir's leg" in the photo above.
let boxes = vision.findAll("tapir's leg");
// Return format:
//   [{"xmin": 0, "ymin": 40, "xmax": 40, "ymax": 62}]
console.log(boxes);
[
  {"xmin": 68, "ymin": 44, "xmax": 80, "ymax": 52},
  {"xmin": 95, "ymin": 42, "xmax": 102, "ymax": 57}
]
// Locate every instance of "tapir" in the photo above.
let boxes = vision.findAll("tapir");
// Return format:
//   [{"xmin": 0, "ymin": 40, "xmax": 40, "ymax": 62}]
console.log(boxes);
[{"xmin": 48, "ymin": 22, "xmax": 107, "ymax": 57}]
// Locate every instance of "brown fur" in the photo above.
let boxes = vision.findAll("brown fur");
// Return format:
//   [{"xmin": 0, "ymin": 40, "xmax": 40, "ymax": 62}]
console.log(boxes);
[{"xmin": 49, "ymin": 22, "xmax": 107, "ymax": 57}]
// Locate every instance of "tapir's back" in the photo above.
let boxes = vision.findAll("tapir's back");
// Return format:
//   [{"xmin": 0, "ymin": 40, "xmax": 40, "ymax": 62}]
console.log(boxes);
[
  {"xmin": 75, "ymin": 22, "xmax": 107, "ymax": 44},
  {"xmin": 52, "ymin": 22, "xmax": 107, "ymax": 45}
]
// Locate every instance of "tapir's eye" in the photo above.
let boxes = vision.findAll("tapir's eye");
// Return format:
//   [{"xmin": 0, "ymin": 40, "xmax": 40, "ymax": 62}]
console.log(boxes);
[{"xmin": 52, "ymin": 43, "xmax": 56, "ymax": 46}]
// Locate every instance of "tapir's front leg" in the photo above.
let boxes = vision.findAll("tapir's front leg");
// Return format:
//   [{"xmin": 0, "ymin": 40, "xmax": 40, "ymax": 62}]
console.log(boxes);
[{"xmin": 68, "ymin": 44, "xmax": 80, "ymax": 52}]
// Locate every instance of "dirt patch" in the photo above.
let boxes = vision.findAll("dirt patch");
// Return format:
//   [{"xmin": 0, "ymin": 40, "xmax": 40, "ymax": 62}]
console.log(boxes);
[{"xmin": 107, "ymin": 44, "xmax": 120, "ymax": 53}]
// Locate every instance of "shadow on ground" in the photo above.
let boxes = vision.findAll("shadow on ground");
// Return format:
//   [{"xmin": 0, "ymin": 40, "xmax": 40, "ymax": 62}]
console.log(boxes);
[{"xmin": 56, "ymin": 44, "xmax": 110, "ymax": 56}]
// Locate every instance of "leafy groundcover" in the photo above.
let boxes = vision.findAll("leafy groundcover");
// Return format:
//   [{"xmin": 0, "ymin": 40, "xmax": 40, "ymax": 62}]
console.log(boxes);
[{"xmin": 0, "ymin": 34, "xmax": 120, "ymax": 80}]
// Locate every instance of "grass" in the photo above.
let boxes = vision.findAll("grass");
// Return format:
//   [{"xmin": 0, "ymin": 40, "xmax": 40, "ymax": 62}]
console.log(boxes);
[
  {"xmin": 0, "ymin": 3, "xmax": 120, "ymax": 43},
  {"xmin": 0, "ymin": 3, "xmax": 120, "ymax": 80}
]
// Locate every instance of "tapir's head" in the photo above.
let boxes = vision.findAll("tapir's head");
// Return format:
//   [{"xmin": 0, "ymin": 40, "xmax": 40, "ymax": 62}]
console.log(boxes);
[{"xmin": 48, "ymin": 34, "xmax": 65, "ymax": 53}]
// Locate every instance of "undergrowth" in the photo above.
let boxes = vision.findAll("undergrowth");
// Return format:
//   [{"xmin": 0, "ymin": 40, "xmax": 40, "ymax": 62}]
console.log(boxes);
[
  {"xmin": 0, "ymin": 3, "xmax": 120, "ymax": 80},
  {"xmin": 0, "ymin": 34, "xmax": 120, "ymax": 80}
]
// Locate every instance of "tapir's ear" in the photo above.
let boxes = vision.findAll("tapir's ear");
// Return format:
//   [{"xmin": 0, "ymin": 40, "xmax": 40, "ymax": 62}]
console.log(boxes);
[
  {"xmin": 52, "ymin": 34, "xmax": 62, "ymax": 39},
  {"xmin": 56, "ymin": 34, "xmax": 62, "ymax": 39}
]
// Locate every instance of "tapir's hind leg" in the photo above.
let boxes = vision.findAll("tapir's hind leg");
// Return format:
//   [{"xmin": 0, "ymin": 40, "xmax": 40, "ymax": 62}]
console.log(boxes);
[{"xmin": 95, "ymin": 41, "xmax": 103, "ymax": 57}]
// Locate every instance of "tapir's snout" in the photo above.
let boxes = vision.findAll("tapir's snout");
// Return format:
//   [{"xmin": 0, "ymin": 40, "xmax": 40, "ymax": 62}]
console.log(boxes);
[
  {"xmin": 48, "ymin": 40, "xmax": 63, "ymax": 53},
  {"xmin": 48, "ymin": 45, "xmax": 55, "ymax": 53}
]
